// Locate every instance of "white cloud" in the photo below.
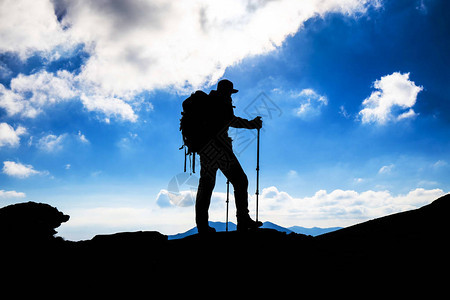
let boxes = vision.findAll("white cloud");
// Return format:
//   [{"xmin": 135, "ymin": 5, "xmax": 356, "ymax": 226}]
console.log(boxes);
[
  {"xmin": 432, "ymin": 160, "xmax": 447, "ymax": 169},
  {"xmin": 156, "ymin": 185, "xmax": 446, "ymax": 228},
  {"xmin": 0, "ymin": 83, "xmax": 31, "ymax": 117},
  {"xmin": 359, "ymin": 72, "xmax": 423, "ymax": 124},
  {"xmin": 0, "ymin": 70, "xmax": 76, "ymax": 118},
  {"xmin": 4, "ymin": 0, "xmax": 377, "ymax": 98},
  {"xmin": 156, "ymin": 189, "xmax": 197, "ymax": 208},
  {"xmin": 293, "ymin": 88, "xmax": 328, "ymax": 119},
  {"xmin": 2, "ymin": 161, "xmax": 45, "ymax": 178},
  {"xmin": 0, "ymin": 0, "xmax": 71, "ymax": 59},
  {"xmin": 57, "ymin": 185, "xmax": 444, "ymax": 240},
  {"xmin": 10, "ymin": 70, "xmax": 77, "ymax": 102},
  {"xmin": 156, "ymin": 188, "xmax": 227, "ymax": 209},
  {"xmin": 251, "ymin": 186, "xmax": 446, "ymax": 227},
  {"xmin": 77, "ymin": 131, "xmax": 89, "ymax": 144},
  {"xmin": 396, "ymin": 108, "xmax": 417, "ymax": 121},
  {"xmin": 339, "ymin": 105, "xmax": 350, "ymax": 119},
  {"xmin": 378, "ymin": 164, "xmax": 394, "ymax": 174},
  {"xmin": 0, "ymin": 122, "xmax": 26, "ymax": 147},
  {"xmin": 80, "ymin": 93, "xmax": 138, "ymax": 123},
  {"xmin": 287, "ymin": 170, "xmax": 298, "ymax": 178},
  {"xmin": 37, "ymin": 133, "xmax": 67, "ymax": 152},
  {"xmin": 1, "ymin": 0, "xmax": 380, "ymax": 122},
  {"xmin": 0, "ymin": 70, "xmax": 137, "ymax": 122},
  {"xmin": 0, "ymin": 62, "xmax": 12, "ymax": 79},
  {"xmin": 354, "ymin": 177, "xmax": 364, "ymax": 183},
  {"xmin": 0, "ymin": 189, "xmax": 26, "ymax": 199},
  {"xmin": 153, "ymin": 184, "xmax": 447, "ymax": 231}
]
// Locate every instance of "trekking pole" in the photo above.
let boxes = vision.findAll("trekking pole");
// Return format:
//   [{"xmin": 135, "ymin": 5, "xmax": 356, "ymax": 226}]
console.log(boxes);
[
  {"xmin": 226, "ymin": 180, "xmax": 230, "ymax": 232},
  {"xmin": 256, "ymin": 127, "xmax": 260, "ymax": 222}
]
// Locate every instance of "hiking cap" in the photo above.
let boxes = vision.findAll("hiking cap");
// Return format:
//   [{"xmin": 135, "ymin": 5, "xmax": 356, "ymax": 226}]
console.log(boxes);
[{"xmin": 217, "ymin": 79, "xmax": 238, "ymax": 94}]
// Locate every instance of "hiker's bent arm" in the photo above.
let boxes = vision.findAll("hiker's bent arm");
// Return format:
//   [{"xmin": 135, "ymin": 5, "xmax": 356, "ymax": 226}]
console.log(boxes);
[{"xmin": 230, "ymin": 116, "xmax": 262, "ymax": 129}]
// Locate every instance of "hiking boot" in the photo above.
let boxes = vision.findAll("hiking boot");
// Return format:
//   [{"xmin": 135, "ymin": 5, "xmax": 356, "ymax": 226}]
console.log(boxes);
[
  {"xmin": 237, "ymin": 217, "xmax": 263, "ymax": 232},
  {"xmin": 197, "ymin": 225, "xmax": 216, "ymax": 235}
]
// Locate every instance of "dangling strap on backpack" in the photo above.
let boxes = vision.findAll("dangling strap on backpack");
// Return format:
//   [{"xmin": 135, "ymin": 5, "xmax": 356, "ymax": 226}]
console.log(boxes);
[
  {"xmin": 184, "ymin": 146, "xmax": 187, "ymax": 173},
  {"xmin": 180, "ymin": 144, "xmax": 196, "ymax": 174}
]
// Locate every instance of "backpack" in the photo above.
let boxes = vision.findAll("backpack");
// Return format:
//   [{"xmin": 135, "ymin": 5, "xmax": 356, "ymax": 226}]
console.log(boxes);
[{"xmin": 179, "ymin": 90, "xmax": 210, "ymax": 172}]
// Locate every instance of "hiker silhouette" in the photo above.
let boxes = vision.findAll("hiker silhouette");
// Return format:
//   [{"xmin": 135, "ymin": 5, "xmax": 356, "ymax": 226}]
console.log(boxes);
[{"xmin": 181, "ymin": 79, "xmax": 263, "ymax": 233}]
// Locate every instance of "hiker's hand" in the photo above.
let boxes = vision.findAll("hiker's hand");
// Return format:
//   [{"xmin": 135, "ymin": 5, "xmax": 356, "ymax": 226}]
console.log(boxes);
[{"xmin": 251, "ymin": 116, "xmax": 262, "ymax": 129}]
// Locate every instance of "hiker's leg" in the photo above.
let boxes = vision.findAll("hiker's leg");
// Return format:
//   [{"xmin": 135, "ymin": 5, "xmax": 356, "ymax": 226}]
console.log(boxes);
[
  {"xmin": 221, "ymin": 149, "xmax": 262, "ymax": 230},
  {"xmin": 220, "ymin": 152, "xmax": 249, "ymax": 220},
  {"xmin": 195, "ymin": 156, "xmax": 217, "ymax": 229}
]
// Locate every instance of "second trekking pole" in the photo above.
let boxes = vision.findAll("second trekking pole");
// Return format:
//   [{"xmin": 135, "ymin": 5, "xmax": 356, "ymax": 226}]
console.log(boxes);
[
  {"xmin": 226, "ymin": 180, "xmax": 230, "ymax": 232},
  {"xmin": 256, "ymin": 127, "xmax": 260, "ymax": 222}
]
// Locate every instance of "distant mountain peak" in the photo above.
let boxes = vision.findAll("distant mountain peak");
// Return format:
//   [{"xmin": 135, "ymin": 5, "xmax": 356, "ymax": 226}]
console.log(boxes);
[{"xmin": 168, "ymin": 220, "xmax": 342, "ymax": 239}]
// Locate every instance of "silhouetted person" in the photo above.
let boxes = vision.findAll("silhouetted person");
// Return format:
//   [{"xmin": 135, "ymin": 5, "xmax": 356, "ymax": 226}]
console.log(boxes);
[{"xmin": 195, "ymin": 79, "xmax": 263, "ymax": 233}]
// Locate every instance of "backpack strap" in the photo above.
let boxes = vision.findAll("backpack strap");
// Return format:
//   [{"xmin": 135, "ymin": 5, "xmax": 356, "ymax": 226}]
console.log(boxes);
[
  {"xmin": 184, "ymin": 146, "xmax": 187, "ymax": 173},
  {"xmin": 180, "ymin": 144, "xmax": 197, "ymax": 174}
]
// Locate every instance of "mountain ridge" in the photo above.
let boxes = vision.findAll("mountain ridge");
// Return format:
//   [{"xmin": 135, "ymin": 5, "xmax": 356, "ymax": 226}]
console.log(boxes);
[{"xmin": 1, "ymin": 194, "xmax": 449, "ymax": 291}]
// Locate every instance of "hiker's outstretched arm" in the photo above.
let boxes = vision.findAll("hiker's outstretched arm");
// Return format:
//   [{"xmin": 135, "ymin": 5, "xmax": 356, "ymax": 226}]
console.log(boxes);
[
  {"xmin": 230, "ymin": 116, "xmax": 262, "ymax": 129},
  {"xmin": 229, "ymin": 116, "xmax": 251, "ymax": 128}
]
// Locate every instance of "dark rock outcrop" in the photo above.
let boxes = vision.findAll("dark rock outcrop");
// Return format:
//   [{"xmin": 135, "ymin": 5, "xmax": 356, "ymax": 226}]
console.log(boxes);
[{"xmin": 0, "ymin": 201, "xmax": 69, "ymax": 245}]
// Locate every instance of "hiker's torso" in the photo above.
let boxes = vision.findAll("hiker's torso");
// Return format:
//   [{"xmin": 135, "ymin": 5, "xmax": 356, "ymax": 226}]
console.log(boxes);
[
  {"xmin": 204, "ymin": 90, "xmax": 234, "ymax": 148},
  {"xmin": 208, "ymin": 90, "xmax": 234, "ymax": 129}
]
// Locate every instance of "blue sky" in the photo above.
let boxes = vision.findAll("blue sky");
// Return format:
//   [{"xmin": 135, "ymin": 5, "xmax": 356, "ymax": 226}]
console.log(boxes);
[{"xmin": 0, "ymin": 0, "xmax": 449, "ymax": 240}]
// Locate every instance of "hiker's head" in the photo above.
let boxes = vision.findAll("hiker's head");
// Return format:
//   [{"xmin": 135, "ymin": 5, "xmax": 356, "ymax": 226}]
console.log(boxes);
[{"xmin": 217, "ymin": 79, "xmax": 238, "ymax": 96}]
